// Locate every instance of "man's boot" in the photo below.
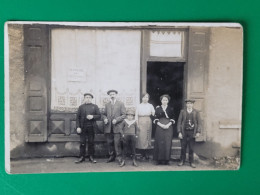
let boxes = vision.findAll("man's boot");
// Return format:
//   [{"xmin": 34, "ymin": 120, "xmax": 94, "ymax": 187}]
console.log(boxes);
[
  {"xmin": 133, "ymin": 158, "xmax": 138, "ymax": 167},
  {"xmin": 190, "ymin": 163, "xmax": 196, "ymax": 168},
  {"xmin": 89, "ymin": 156, "xmax": 97, "ymax": 163},
  {"xmin": 106, "ymin": 155, "xmax": 115, "ymax": 163},
  {"xmin": 119, "ymin": 159, "xmax": 125, "ymax": 167},
  {"xmin": 178, "ymin": 160, "xmax": 184, "ymax": 166}
]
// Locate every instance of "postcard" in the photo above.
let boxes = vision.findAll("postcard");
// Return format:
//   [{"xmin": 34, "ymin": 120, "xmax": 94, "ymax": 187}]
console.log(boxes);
[{"xmin": 5, "ymin": 22, "xmax": 243, "ymax": 173}]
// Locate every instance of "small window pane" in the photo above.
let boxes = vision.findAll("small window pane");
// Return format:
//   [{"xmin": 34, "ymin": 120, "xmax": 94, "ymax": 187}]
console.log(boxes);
[{"xmin": 150, "ymin": 31, "xmax": 183, "ymax": 57}]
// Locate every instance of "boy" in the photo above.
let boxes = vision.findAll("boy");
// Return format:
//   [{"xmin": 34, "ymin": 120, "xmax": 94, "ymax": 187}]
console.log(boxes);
[
  {"xmin": 177, "ymin": 99, "xmax": 201, "ymax": 168},
  {"xmin": 120, "ymin": 110, "xmax": 139, "ymax": 167}
]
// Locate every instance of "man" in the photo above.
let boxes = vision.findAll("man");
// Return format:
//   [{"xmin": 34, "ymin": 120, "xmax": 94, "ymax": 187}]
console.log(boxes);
[
  {"xmin": 103, "ymin": 90, "xmax": 126, "ymax": 164},
  {"xmin": 75, "ymin": 93, "xmax": 101, "ymax": 164},
  {"xmin": 177, "ymin": 99, "xmax": 201, "ymax": 168}
]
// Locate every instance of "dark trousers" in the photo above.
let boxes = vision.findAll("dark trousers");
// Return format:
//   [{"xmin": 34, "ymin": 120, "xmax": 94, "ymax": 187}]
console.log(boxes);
[
  {"xmin": 79, "ymin": 126, "xmax": 95, "ymax": 158},
  {"xmin": 105, "ymin": 133, "xmax": 122, "ymax": 159},
  {"xmin": 122, "ymin": 134, "xmax": 136, "ymax": 160},
  {"xmin": 180, "ymin": 130, "xmax": 195, "ymax": 163}
]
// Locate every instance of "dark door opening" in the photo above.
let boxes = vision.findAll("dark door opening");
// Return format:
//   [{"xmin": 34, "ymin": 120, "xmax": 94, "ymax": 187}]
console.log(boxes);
[{"xmin": 147, "ymin": 61, "xmax": 184, "ymax": 137}]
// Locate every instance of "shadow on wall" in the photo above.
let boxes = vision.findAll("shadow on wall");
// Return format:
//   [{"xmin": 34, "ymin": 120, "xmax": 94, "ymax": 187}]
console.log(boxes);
[
  {"xmin": 194, "ymin": 141, "xmax": 239, "ymax": 159},
  {"xmin": 10, "ymin": 142, "xmax": 109, "ymax": 159}
]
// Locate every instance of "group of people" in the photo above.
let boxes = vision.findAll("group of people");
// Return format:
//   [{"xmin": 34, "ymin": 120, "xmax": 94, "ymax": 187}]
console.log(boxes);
[{"xmin": 75, "ymin": 89, "xmax": 202, "ymax": 168}]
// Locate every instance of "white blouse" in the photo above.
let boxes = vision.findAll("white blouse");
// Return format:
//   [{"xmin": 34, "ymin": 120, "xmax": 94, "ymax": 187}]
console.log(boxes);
[{"xmin": 135, "ymin": 103, "xmax": 155, "ymax": 120}]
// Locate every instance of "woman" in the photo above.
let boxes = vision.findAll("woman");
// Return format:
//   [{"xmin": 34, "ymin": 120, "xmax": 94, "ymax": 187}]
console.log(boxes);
[
  {"xmin": 153, "ymin": 94, "xmax": 175, "ymax": 165},
  {"xmin": 135, "ymin": 93, "xmax": 155, "ymax": 159}
]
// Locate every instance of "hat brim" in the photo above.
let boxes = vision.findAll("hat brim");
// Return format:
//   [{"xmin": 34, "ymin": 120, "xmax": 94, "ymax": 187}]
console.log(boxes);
[
  {"xmin": 185, "ymin": 100, "xmax": 195, "ymax": 103},
  {"xmin": 84, "ymin": 93, "xmax": 94, "ymax": 98},
  {"xmin": 126, "ymin": 113, "xmax": 135, "ymax": 116},
  {"xmin": 107, "ymin": 90, "xmax": 118, "ymax": 95}
]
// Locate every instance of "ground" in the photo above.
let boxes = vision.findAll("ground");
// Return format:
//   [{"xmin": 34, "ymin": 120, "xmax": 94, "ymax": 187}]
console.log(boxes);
[
  {"xmin": 212, "ymin": 156, "xmax": 240, "ymax": 170},
  {"xmin": 7, "ymin": 155, "xmax": 239, "ymax": 174}
]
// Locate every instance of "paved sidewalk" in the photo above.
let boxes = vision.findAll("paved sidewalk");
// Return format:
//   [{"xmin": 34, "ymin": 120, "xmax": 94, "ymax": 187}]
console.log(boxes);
[{"xmin": 9, "ymin": 157, "xmax": 221, "ymax": 174}]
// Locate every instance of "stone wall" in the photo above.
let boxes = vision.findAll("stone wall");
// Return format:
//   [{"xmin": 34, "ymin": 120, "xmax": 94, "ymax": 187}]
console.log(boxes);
[
  {"xmin": 194, "ymin": 27, "xmax": 243, "ymax": 158},
  {"xmin": 8, "ymin": 24, "xmax": 26, "ymax": 158}
]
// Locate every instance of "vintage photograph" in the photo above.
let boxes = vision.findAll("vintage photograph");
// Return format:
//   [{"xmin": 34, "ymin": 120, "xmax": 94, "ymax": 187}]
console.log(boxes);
[{"xmin": 5, "ymin": 22, "xmax": 243, "ymax": 173}]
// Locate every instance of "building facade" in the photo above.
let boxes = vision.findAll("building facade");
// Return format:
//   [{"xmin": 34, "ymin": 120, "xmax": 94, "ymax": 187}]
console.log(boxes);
[{"xmin": 7, "ymin": 22, "xmax": 242, "ymax": 159}]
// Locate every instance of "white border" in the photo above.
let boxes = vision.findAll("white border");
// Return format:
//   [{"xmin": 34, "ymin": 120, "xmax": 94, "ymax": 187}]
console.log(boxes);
[
  {"xmin": 4, "ymin": 22, "xmax": 10, "ymax": 173},
  {"xmin": 5, "ymin": 21, "xmax": 242, "ymax": 28}
]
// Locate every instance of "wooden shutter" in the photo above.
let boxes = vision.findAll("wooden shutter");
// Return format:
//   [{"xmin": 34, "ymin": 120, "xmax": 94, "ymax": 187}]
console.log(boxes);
[
  {"xmin": 24, "ymin": 24, "xmax": 49, "ymax": 142},
  {"xmin": 187, "ymin": 27, "xmax": 209, "ymax": 142}
]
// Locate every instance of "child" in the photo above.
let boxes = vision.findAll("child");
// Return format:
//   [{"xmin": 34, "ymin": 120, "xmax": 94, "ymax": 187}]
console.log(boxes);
[
  {"xmin": 177, "ymin": 99, "xmax": 201, "ymax": 168},
  {"xmin": 120, "ymin": 110, "xmax": 139, "ymax": 167}
]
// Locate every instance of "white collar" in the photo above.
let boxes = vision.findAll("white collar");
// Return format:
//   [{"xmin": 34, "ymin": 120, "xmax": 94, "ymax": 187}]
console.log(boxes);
[
  {"xmin": 187, "ymin": 108, "xmax": 193, "ymax": 113},
  {"xmin": 110, "ymin": 99, "xmax": 117, "ymax": 104},
  {"xmin": 162, "ymin": 105, "xmax": 168, "ymax": 110},
  {"xmin": 125, "ymin": 119, "xmax": 136, "ymax": 127},
  {"xmin": 162, "ymin": 105, "xmax": 169, "ymax": 118}
]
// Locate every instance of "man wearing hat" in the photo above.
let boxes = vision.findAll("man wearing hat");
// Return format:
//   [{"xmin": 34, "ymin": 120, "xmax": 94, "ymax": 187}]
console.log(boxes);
[
  {"xmin": 177, "ymin": 99, "xmax": 202, "ymax": 168},
  {"xmin": 103, "ymin": 90, "xmax": 126, "ymax": 164},
  {"xmin": 75, "ymin": 93, "xmax": 101, "ymax": 164}
]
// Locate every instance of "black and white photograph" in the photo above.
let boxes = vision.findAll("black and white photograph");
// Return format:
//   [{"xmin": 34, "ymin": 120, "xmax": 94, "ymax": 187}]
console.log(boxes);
[{"xmin": 5, "ymin": 22, "xmax": 243, "ymax": 173}]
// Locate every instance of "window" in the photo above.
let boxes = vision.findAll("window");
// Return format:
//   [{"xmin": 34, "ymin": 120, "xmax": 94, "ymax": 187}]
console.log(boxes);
[
  {"xmin": 150, "ymin": 31, "xmax": 184, "ymax": 57},
  {"xmin": 51, "ymin": 29, "xmax": 141, "ymax": 112}
]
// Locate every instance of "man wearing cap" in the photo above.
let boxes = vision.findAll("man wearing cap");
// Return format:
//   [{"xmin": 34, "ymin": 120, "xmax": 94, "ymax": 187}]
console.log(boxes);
[
  {"xmin": 103, "ymin": 90, "xmax": 126, "ymax": 164},
  {"xmin": 177, "ymin": 99, "xmax": 202, "ymax": 168},
  {"xmin": 75, "ymin": 93, "xmax": 101, "ymax": 164}
]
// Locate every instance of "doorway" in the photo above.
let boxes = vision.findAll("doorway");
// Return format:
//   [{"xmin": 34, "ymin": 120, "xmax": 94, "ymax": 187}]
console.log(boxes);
[{"xmin": 146, "ymin": 61, "xmax": 185, "ymax": 137}]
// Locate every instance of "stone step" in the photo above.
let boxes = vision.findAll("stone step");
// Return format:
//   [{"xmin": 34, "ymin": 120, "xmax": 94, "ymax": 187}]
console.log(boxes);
[
  {"xmin": 137, "ymin": 139, "xmax": 182, "ymax": 160},
  {"xmin": 150, "ymin": 138, "xmax": 181, "ymax": 147}
]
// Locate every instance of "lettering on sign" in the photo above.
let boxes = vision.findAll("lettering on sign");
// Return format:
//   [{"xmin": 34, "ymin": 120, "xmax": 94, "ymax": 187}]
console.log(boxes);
[{"xmin": 67, "ymin": 68, "xmax": 86, "ymax": 82}]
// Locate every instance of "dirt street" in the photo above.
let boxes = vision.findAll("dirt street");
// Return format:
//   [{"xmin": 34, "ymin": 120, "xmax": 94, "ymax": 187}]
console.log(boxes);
[{"xmin": 9, "ymin": 157, "xmax": 225, "ymax": 174}]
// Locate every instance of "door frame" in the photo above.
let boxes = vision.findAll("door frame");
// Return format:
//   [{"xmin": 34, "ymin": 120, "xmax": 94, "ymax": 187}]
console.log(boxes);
[{"xmin": 140, "ymin": 29, "xmax": 189, "ymax": 109}]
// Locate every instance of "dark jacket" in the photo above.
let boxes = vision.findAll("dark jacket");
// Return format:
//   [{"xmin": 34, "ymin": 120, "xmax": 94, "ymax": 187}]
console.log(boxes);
[
  {"xmin": 121, "ymin": 120, "xmax": 139, "ymax": 135},
  {"xmin": 103, "ymin": 100, "xmax": 126, "ymax": 133},
  {"xmin": 153, "ymin": 105, "xmax": 175, "ymax": 124},
  {"xmin": 177, "ymin": 109, "xmax": 202, "ymax": 137},
  {"xmin": 76, "ymin": 103, "xmax": 101, "ymax": 129}
]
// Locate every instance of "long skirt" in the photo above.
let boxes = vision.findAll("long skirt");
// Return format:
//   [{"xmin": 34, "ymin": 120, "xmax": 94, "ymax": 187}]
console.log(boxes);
[
  {"xmin": 136, "ymin": 116, "xmax": 152, "ymax": 149},
  {"xmin": 153, "ymin": 118, "xmax": 173, "ymax": 161}
]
